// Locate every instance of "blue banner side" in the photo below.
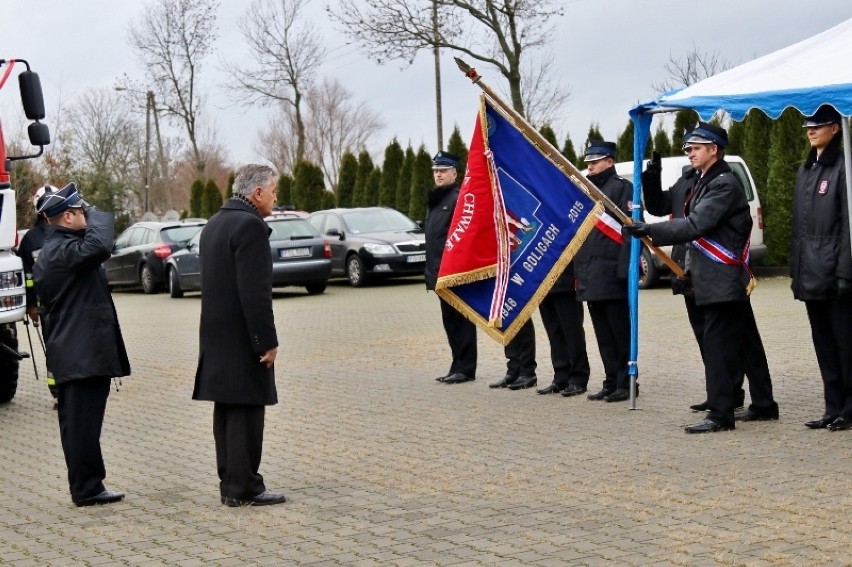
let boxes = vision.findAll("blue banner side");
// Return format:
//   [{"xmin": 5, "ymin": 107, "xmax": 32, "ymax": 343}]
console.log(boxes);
[{"xmin": 628, "ymin": 109, "xmax": 653, "ymax": 379}]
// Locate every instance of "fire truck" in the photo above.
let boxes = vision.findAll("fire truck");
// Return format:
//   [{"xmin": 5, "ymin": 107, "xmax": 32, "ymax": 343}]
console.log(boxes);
[{"xmin": 0, "ymin": 58, "xmax": 51, "ymax": 402}]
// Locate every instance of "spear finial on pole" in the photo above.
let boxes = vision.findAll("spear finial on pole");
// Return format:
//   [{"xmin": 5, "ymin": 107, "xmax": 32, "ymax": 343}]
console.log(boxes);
[{"xmin": 454, "ymin": 57, "xmax": 480, "ymax": 83}]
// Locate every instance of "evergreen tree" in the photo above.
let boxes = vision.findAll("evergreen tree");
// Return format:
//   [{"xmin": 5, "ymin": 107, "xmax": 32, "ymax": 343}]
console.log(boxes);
[
  {"xmin": 742, "ymin": 109, "xmax": 773, "ymax": 198},
  {"xmin": 276, "ymin": 173, "xmax": 293, "ymax": 206},
  {"xmin": 336, "ymin": 152, "xmax": 358, "ymax": 208},
  {"xmin": 763, "ymin": 107, "xmax": 807, "ymax": 266},
  {"xmin": 225, "ymin": 171, "xmax": 235, "ymax": 199},
  {"xmin": 561, "ymin": 135, "xmax": 578, "ymax": 165},
  {"xmin": 617, "ymin": 120, "xmax": 634, "ymax": 162},
  {"xmin": 727, "ymin": 118, "xmax": 746, "ymax": 156},
  {"xmin": 408, "ymin": 145, "xmax": 433, "ymax": 220},
  {"xmin": 292, "ymin": 160, "xmax": 326, "ymax": 212},
  {"xmin": 320, "ymin": 189, "xmax": 336, "ymax": 209},
  {"xmin": 366, "ymin": 168, "xmax": 382, "ymax": 207},
  {"xmin": 353, "ymin": 151, "xmax": 374, "ymax": 207},
  {"xmin": 672, "ymin": 109, "xmax": 700, "ymax": 152},
  {"xmin": 395, "ymin": 145, "xmax": 415, "ymax": 212},
  {"xmin": 539, "ymin": 124, "xmax": 558, "ymax": 148},
  {"xmin": 201, "ymin": 179, "xmax": 222, "ymax": 218},
  {"xmin": 189, "ymin": 179, "xmax": 204, "ymax": 218},
  {"xmin": 446, "ymin": 126, "xmax": 468, "ymax": 174},
  {"xmin": 379, "ymin": 138, "xmax": 404, "ymax": 206},
  {"xmin": 652, "ymin": 125, "xmax": 673, "ymax": 157}
]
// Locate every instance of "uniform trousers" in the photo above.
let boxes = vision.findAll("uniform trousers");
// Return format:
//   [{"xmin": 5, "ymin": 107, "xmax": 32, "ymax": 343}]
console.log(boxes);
[
  {"xmin": 57, "ymin": 376, "xmax": 111, "ymax": 502},
  {"xmin": 539, "ymin": 290, "xmax": 590, "ymax": 388},
  {"xmin": 685, "ymin": 295, "xmax": 775, "ymax": 410},
  {"xmin": 504, "ymin": 319, "xmax": 537, "ymax": 378},
  {"xmin": 439, "ymin": 296, "xmax": 477, "ymax": 376},
  {"xmin": 587, "ymin": 299, "xmax": 630, "ymax": 391},
  {"xmin": 805, "ymin": 298, "xmax": 852, "ymax": 419},
  {"xmin": 700, "ymin": 301, "xmax": 748, "ymax": 426},
  {"xmin": 213, "ymin": 403, "xmax": 266, "ymax": 499}
]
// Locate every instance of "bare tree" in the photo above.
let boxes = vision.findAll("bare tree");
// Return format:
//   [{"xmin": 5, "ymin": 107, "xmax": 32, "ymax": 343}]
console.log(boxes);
[
  {"xmin": 224, "ymin": 0, "xmax": 326, "ymax": 164},
  {"xmin": 329, "ymin": 0, "xmax": 565, "ymax": 117},
  {"xmin": 652, "ymin": 44, "xmax": 732, "ymax": 93},
  {"xmin": 256, "ymin": 107, "xmax": 299, "ymax": 174},
  {"xmin": 127, "ymin": 0, "xmax": 219, "ymax": 180},
  {"xmin": 520, "ymin": 51, "xmax": 571, "ymax": 128}
]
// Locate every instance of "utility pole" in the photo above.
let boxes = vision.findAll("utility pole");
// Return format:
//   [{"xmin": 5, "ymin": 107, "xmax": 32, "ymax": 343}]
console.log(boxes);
[{"xmin": 433, "ymin": 0, "xmax": 443, "ymax": 151}]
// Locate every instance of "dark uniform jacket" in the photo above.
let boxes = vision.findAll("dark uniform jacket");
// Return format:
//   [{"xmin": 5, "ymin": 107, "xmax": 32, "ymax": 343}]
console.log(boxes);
[
  {"xmin": 574, "ymin": 166, "xmax": 632, "ymax": 302},
  {"xmin": 643, "ymin": 165, "xmax": 699, "ymax": 294},
  {"xmin": 647, "ymin": 159, "xmax": 752, "ymax": 306},
  {"xmin": 790, "ymin": 134, "xmax": 852, "ymax": 301},
  {"xmin": 424, "ymin": 182, "xmax": 460, "ymax": 291},
  {"xmin": 193, "ymin": 198, "xmax": 278, "ymax": 406},
  {"xmin": 33, "ymin": 210, "xmax": 130, "ymax": 383},
  {"xmin": 17, "ymin": 218, "xmax": 47, "ymax": 310}
]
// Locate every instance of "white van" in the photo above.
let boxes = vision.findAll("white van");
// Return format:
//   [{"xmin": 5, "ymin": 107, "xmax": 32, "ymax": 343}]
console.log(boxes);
[{"xmin": 612, "ymin": 155, "xmax": 767, "ymax": 288}]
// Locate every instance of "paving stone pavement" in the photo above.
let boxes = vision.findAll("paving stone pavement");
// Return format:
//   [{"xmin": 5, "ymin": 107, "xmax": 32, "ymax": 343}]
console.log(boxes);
[{"xmin": 1, "ymin": 275, "xmax": 850, "ymax": 566}]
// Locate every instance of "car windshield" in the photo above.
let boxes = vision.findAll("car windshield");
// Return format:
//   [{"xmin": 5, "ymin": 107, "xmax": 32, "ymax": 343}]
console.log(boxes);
[
  {"xmin": 341, "ymin": 209, "xmax": 418, "ymax": 234},
  {"xmin": 267, "ymin": 219, "xmax": 320, "ymax": 240},
  {"xmin": 161, "ymin": 225, "xmax": 204, "ymax": 244}
]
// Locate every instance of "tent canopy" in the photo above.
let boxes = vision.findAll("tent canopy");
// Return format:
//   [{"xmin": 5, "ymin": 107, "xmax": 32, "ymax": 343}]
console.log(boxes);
[{"xmin": 633, "ymin": 17, "xmax": 852, "ymax": 121}]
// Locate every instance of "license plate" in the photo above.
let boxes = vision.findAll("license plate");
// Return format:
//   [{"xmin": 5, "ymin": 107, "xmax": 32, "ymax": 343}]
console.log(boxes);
[
  {"xmin": 279, "ymin": 247, "xmax": 310, "ymax": 259},
  {"xmin": 407, "ymin": 254, "xmax": 425, "ymax": 263}
]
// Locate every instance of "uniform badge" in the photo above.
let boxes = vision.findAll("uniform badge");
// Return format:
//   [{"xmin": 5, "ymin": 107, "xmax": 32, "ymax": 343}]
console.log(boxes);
[{"xmin": 818, "ymin": 179, "xmax": 830, "ymax": 195}]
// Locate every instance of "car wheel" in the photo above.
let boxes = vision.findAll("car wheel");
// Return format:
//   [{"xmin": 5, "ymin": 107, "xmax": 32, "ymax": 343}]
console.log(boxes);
[
  {"xmin": 638, "ymin": 246, "xmax": 658, "ymax": 290},
  {"xmin": 140, "ymin": 264, "xmax": 157, "ymax": 294},
  {"xmin": 168, "ymin": 267, "xmax": 184, "ymax": 298},
  {"xmin": 305, "ymin": 282, "xmax": 327, "ymax": 295},
  {"xmin": 0, "ymin": 324, "xmax": 20, "ymax": 403},
  {"xmin": 346, "ymin": 254, "xmax": 366, "ymax": 287}
]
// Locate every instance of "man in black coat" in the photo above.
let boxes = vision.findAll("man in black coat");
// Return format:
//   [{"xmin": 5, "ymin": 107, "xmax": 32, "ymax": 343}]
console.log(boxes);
[
  {"xmin": 642, "ymin": 153, "xmax": 774, "ymax": 418},
  {"xmin": 792, "ymin": 106, "xmax": 852, "ymax": 432},
  {"xmin": 575, "ymin": 141, "xmax": 633, "ymax": 403},
  {"xmin": 33, "ymin": 183, "xmax": 130, "ymax": 506},
  {"xmin": 193, "ymin": 164, "xmax": 286, "ymax": 506},
  {"xmin": 625, "ymin": 123, "xmax": 776, "ymax": 433}
]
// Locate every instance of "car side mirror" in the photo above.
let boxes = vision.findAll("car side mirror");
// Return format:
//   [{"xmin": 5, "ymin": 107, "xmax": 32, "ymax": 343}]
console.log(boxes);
[{"xmin": 326, "ymin": 228, "xmax": 342, "ymax": 239}]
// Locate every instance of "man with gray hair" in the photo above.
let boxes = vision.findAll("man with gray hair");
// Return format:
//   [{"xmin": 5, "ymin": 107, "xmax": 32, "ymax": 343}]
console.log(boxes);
[{"xmin": 193, "ymin": 163, "xmax": 286, "ymax": 506}]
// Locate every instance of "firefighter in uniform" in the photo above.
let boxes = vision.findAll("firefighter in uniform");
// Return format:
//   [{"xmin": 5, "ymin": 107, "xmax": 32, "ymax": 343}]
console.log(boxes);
[
  {"xmin": 575, "ymin": 141, "xmax": 634, "ymax": 403},
  {"xmin": 17, "ymin": 185, "xmax": 58, "ymax": 405},
  {"xmin": 793, "ymin": 105, "xmax": 852, "ymax": 432}
]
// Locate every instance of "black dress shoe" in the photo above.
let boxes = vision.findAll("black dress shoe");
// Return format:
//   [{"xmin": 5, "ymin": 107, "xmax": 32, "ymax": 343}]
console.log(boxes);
[
  {"xmin": 827, "ymin": 416, "xmax": 852, "ymax": 431},
  {"xmin": 587, "ymin": 388, "xmax": 613, "ymax": 401},
  {"xmin": 74, "ymin": 489, "xmax": 125, "ymax": 507},
  {"xmin": 560, "ymin": 384, "xmax": 587, "ymax": 397},
  {"xmin": 443, "ymin": 372, "xmax": 475, "ymax": 384},
  {"xmin": 684, "ymin": 418, "xmax": 734, "ymax": 434},
  {"xmin": 736, "ymin": 406, "xmax": 779, "ymax": 421},
  {"xmin": 804, "ymin": 415, "xmax": 837, "ymax": 429},
  {"xmin": 435, "ymin": 373, "xmax": 450, "ymax": 382},
  {"xmin": 536, "ymin": 383, "xmax": 562, "ymax": 395},
  {"xmin": 222, "ymin": 489, "xmax": 287, "ymax": 507},
  {"xmin": 507, "ymin": 375, "xmax": 537, "ymax": 390},
  {"xmin": 689, "ymin": 400, "xmax": 709, "ymax": 412},
  {"xmin": 604, "ymin": 388, "xmax": 631, "ymax": 402},
  {"xmin": 489, "ymin": 374, "xmax": 517, "ymax": 388}
]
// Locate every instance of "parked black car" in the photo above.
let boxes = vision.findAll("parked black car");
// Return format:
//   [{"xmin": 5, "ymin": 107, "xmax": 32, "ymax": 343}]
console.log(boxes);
[
  {"xmin": 164, "ymin": 216, "xmax": 332, "ymax": 298},
  {"xmin": 306, "ymin": 207, "xmax": 426, "ymax": 286},
  {"xmin": 105, "ymin": 220, "xmax": 206, "ymax": 293}
]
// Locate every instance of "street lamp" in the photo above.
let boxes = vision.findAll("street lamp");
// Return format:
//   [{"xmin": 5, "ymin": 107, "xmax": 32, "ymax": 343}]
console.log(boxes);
[{"xmin": 114, "ymin": 87, "xmax": 163, "ymax": 213}]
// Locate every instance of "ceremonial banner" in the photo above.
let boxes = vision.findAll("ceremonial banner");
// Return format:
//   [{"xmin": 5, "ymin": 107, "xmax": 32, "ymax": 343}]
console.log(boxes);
[{"xmin": 435, "ymin": 94, "xmax": 603, "ymax": 344}]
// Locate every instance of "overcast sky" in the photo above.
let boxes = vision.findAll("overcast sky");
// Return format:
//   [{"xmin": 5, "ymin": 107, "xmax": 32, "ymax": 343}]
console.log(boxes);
[{"xmin": 4, "ymin": 0, "xmax": 852, "ymax": 168}]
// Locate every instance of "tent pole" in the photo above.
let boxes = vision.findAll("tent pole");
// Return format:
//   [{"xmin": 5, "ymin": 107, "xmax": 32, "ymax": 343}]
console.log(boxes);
[{"xmin": 843, "ymin": 117, "xmax": 852, "ymax": 263}]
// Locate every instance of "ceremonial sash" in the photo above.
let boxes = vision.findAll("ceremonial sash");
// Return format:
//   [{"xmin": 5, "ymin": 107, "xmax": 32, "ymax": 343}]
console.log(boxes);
[{"xmin": 692, "ymin": 237, "xmax": 756, "ymax": 295}]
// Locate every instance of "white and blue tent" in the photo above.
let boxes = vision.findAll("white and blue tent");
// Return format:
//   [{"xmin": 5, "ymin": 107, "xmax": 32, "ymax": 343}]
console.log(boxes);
[{"xmin": 624, "ymin": 17, "xmax": 852, "ymax": 400}]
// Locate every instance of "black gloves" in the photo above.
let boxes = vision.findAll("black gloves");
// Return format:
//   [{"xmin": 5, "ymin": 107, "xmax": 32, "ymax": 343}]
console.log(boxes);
[
  {"xmin": 837, "ymin": 278, "xmax": 852, "ymax": 299},
  {"xmin": 641, "ymin": 151, "xmax": 662, "ymax": 194},
  {"xmin": 622, "ymin": 222, "xmax": 651, "ymax": 238},
  {"xmin": 645, "ymin": 151, "xmax": 661, "ymax": 175}
]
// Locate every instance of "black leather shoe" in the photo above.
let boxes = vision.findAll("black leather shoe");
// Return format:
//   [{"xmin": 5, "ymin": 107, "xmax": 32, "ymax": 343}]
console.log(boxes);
[
  {"xmin": 489, "ymin": 374, "xmax": 517, "ymax": 388},
  {"xmin": 685, "ymin": 419, "xmax": 734, "ymax": 434},
  {"xmin": 222, "ymin": 490, "xmax": 287, "ymax": 507},
  {"xmin": 507, "ymin": 375, "xmax": 537, "ymax": 390},
  {"xmin": 435, "ymin": 373, "xmax": 450, "ymax": 382},
  {"xmin": 736, "ymin": 406, "xmax": 779, "ymax": 421},
  {"xmin": 804, "ymin": 415, "xmax": 837, "ymax": 429},
  {"xmin": 536, "ymin": 383, "xmax": 561, "ymax": 395},
  {"xmin": 689, "ymin": 400, "xmax": 709, "ymax": 412},
  {"xmin": 443, "ymin": 372, "xmax": 475, "ymax": 384},
  {"xmin": 74, "ymin": 489, "xmax": 125, "ymax": 507},
  {"xmin": 827, "ymin": 416, "xmax": 852, "ymax": 431},
  {"xmin": 604, "ymin": 388, "xmax": 631, "ymax": 402},
  {"xmin": 587, "ymin": 388, "xmax": 613, "ymax": 401},
  {"xmin": 560, "ymin": 384, "xmax": 587, "ymax": 397}
]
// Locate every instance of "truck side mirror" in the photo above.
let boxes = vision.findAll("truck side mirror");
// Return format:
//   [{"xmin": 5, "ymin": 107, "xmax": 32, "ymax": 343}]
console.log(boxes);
[
  {"xmin": 19, "ymin": 70, "xmax": 45, "ymax": 120},
  {"xmin": 28, "ymin": 122, "xmax": 50, "ymax": 147}
]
